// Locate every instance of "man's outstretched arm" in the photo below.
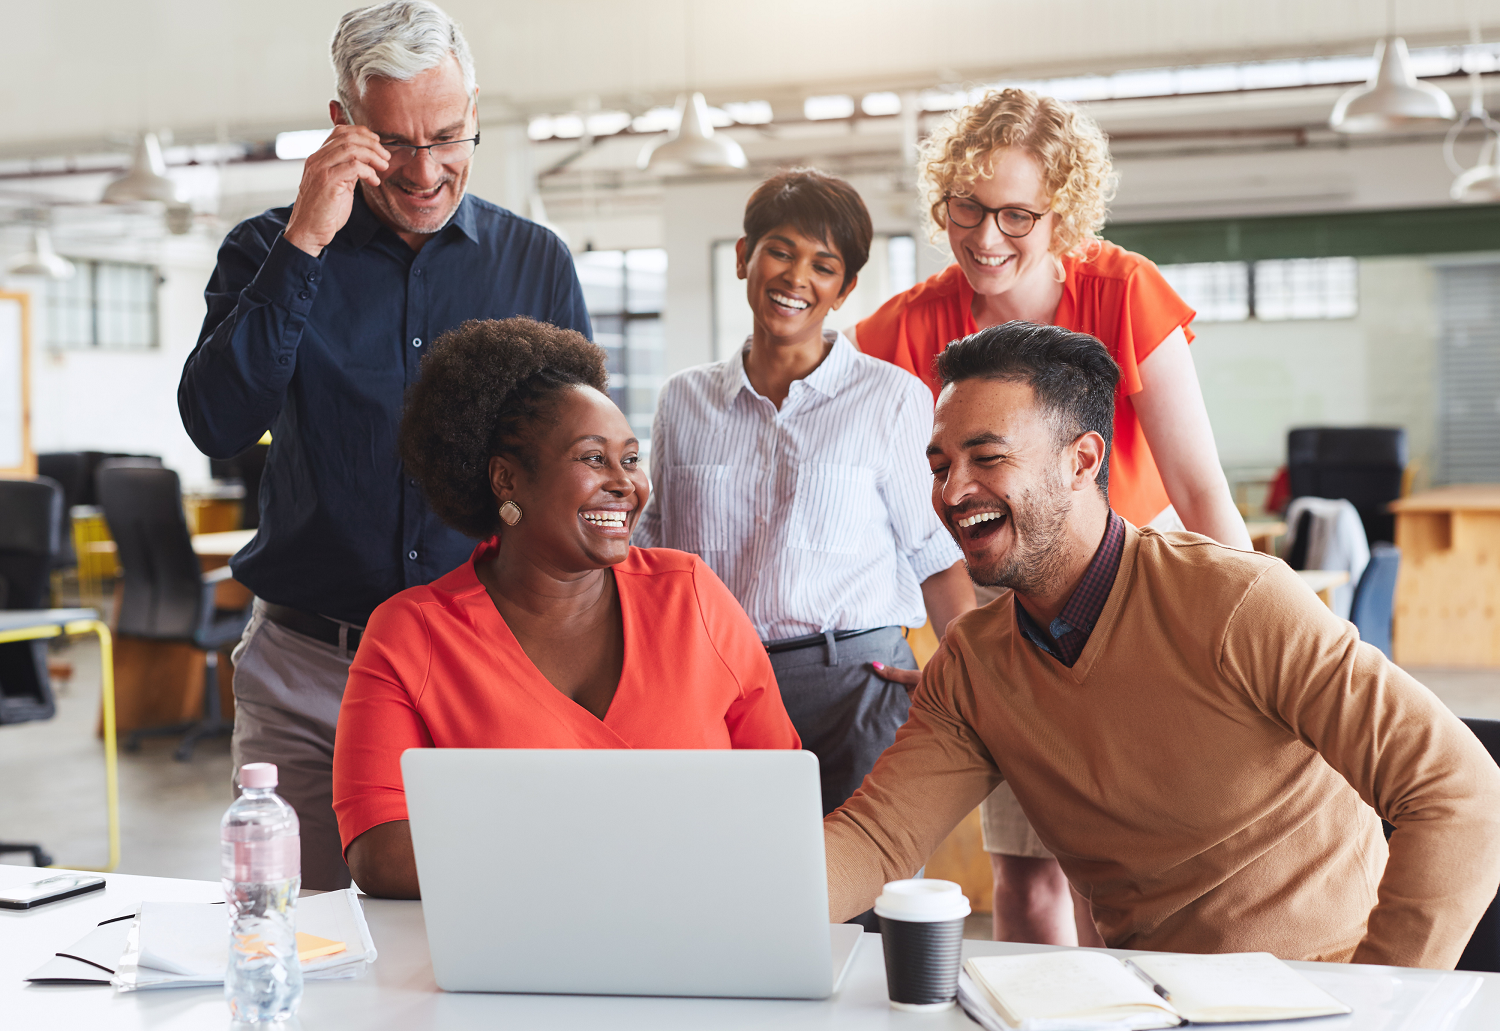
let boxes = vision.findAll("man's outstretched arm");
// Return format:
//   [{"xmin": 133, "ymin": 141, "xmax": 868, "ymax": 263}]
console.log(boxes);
[{"xmin": 825, "ymin": 642, "xmax": 1001, "ymax": 921}]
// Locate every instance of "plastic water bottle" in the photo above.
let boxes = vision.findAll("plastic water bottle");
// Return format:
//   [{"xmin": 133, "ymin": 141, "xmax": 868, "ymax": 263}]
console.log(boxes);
[{"xmin": 222, "ymin": 762, "xmax": 303, "ymax": 1023}]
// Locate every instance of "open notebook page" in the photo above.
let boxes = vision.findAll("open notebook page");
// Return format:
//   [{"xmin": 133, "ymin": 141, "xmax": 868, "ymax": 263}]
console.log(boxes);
[
  {"xmin": 964, "ymin": 952, "xmax": 1180, "ymax": 1030},
  {"xmin": 1127, "ymin": 952, "xmax": 1352, "ymax": 1023}
]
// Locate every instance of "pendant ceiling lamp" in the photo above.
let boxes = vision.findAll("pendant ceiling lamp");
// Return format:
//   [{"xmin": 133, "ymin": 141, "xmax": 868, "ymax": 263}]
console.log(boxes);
[
  {"xmin": 5, "ymin": 227, "xmax": 75, "ymax": 280},
  {"xmin": 1451, "ymin": 133, "xmax": 1500, "ymax": 201},
  {"xmin": 637, "ymin": 92, "xmax": 746, "ymax": 174},
  {"xmin": 102, "ymin": 132, "xmax": 182, "ymax": 204},
  {"xmin": 1330, "ymin": 37, "xmax": 1457, "ymax": 133}
]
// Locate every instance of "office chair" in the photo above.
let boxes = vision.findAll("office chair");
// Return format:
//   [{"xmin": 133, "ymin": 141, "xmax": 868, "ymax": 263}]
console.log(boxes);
[
  {"xmin": 95, "ymin": 460, "xmax": 249, "ymax": 761},
  {"xmin": 0, "ymin": 477, "xmax": 64, "ymax": 866},
  {"xmin": 1457, "ymin": 717, "xmax": 1500, "ymax": 973},
  {"xmin": 36, "ymin": 452, "xmax": 88, "ymax": 570},
  {"xmin": 1349, "ymin": 544, "xmax": 1400, "ymax": 660},
  {"xmin": 1286, "ymin": 427, "xmax": 1406, "ymax": 545}
]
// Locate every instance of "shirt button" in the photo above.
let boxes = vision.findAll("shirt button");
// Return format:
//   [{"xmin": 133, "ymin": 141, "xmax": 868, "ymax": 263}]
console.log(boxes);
[
  {"xmin": 278, "ymin": 356, "xmax": 290, "ymax": 366},
  {"xmin": 409, "ymin": 478, "xmax": 418, "ymax": 487},
  {"xmin": 408, "ymin": 550, "xmax": 418, "ymax": 560},
  {"xmin": 412, "ymin": 338, "xmax": 422, "ymax": 347},
  {"xmin": 298, "ymin": 290, "xmax": 309, "ymax": 300},
  {"xmin": 305, "ymin": 272, "xmax": 316, "ymax": 283}
]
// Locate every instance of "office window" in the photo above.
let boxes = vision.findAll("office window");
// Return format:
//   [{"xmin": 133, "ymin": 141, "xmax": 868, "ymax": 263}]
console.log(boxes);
[
  {"xmin": 1156, "ymin": 261, "xmax": 1250, "ymax": 322},
  {"xmin": 45, "ymin": 260, "xmax": 159, "ymax": 349},
  {"xmin": 1253, "ymin": 257, "xmax": 1358, "ymax": 320},
  {"xmin": 574, "ymin": 248, "xmax": 666, "ymax": 453},
  {"xmin": 712, "ymin": 233, "xmax": 916, "ymax": 360},
  {"xmin": 1156, "ymin": 257, "xmax": 1358, "ymax": 322}
]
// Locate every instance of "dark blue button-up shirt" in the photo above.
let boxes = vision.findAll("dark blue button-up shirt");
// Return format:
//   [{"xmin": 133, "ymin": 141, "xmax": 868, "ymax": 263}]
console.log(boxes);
[{"xmin": 179, "ymin": 190, "xmax": 590, "ymax": 624}]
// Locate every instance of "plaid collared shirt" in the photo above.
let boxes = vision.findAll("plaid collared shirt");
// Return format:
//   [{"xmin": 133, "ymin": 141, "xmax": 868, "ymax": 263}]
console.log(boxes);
[{"xmin": 1014, "ymin": 511, "xmax": 1127, "ymax": 668}]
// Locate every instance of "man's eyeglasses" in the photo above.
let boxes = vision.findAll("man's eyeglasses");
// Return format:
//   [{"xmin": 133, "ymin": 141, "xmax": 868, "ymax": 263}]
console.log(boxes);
[
  {"xmin": 944, "ymin": 195, "xmax": 1050, "ymax": 239},
  {"xmin": 383, "ymin": 132, "xmax": 481, "ymax": 168}
]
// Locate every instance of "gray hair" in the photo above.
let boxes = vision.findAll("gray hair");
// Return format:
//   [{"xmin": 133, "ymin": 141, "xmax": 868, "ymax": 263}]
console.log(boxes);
[{"xmin": 331, "ymin": 1, "xmax": 477, "ymax": 114}]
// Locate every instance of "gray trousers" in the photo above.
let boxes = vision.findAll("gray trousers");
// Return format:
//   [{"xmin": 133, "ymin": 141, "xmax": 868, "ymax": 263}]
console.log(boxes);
[
  {"xmin": 229, "ymin": 600, "xmax": 356, "ymax": 890},
  {"xmin": 769, "ymin": 627, "xmax": 916, "ymax": 817}
]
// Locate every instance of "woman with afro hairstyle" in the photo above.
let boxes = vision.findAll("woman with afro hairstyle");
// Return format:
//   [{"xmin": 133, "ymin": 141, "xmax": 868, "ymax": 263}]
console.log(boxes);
[{"xmin": 332, "ymin": 317, "xmax": 800, "ymax": 899}]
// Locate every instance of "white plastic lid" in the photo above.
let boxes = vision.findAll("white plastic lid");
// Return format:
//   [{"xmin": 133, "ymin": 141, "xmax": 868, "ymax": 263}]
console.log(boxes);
[
  {"xmin": 873, "ymin": 878, "xmax": 971, "ymax": 922},
  {"xmin": 239, "ymin": 762, "xmax": 278, "ymax": 789}
]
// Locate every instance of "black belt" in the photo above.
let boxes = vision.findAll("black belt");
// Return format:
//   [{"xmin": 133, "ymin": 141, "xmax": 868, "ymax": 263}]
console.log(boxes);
[
  {"xmin": 762, "ymin": 627, "xmax": 884, "ymax": 655},
  {"xmin": 261, "ymin": 602, "xmax": 363, "ymax": 651}
]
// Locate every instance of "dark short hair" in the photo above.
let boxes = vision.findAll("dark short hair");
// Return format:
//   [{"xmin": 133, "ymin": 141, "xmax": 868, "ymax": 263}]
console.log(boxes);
[
  {"xmin": 935, "ymin": 321, "xmax": 1120, "ymax": 493},
  {"xmin": 742, "ymin": 168, "xmax": 873, "ymax": 290},
  {"xmin": 400, "ymin": 317, "xmax": 609, "ymax": 539}
]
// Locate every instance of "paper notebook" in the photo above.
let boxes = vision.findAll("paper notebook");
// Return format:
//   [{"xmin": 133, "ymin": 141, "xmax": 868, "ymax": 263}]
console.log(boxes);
[{"xmin": 961, "ymin": 951, "xmax": 1353, "ymax": 1030}]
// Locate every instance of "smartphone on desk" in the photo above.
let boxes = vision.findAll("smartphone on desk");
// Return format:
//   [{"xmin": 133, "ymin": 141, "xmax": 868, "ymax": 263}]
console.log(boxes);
[{"xmin": 0, "ymin": 873, "xmax": 105, "ymax": 910}]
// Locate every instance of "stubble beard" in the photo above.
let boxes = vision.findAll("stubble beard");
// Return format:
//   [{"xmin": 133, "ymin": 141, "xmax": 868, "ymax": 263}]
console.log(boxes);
[
  {"xmin": 965, "ymin": 471, "xmax": 1074, "ymax": 596},
  {"xmin": 364, "ymin": 163, "xmax": 469, "ymax": 237}
]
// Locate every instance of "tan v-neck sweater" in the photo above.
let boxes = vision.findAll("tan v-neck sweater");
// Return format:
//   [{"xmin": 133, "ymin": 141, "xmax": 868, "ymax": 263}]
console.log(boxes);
[{"xmin": 825, "ymin": 527, "xmax": 1500, "ymax": 968}]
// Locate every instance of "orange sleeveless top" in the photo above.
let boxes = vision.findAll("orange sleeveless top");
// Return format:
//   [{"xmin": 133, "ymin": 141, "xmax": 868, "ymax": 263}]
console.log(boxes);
[{"xmin": 854, "ymin": 241, "xmax": 1195, "ymax": 527}]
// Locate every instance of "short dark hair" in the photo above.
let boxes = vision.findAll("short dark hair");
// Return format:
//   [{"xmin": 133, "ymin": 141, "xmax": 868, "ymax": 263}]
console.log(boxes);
[
  {"xmin": 742, "ymin": 168, "xmax": 873, "ymax": 289},
  {"xmin": 400, "ymin": 317, "xmax": 609, "ymax": 539},
  {"xmin": 935, "ymin": 320, "xmax": 1120, "ymax": 493}
]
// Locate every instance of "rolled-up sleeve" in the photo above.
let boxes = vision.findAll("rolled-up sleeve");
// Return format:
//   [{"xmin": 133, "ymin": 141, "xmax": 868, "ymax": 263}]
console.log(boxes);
[{"xmin": 880, "ymin": 375, "xmax": 962, "ymax": 582}]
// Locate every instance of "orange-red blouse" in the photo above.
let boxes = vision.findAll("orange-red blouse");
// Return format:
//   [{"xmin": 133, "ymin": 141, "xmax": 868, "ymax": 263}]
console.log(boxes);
[
  {"xmin": 332, "ymin": 541, "xmax": 801, "ymax": 852},
  {"xmin": 855, "ymin": 241, "xmax": 1195, "ymax": 528}
]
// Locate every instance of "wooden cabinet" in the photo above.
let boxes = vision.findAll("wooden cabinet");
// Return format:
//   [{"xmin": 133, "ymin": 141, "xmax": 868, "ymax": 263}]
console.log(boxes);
[{"xmin": 1390, "ymin": 486, "xmax": 1500, "ymax": 668}]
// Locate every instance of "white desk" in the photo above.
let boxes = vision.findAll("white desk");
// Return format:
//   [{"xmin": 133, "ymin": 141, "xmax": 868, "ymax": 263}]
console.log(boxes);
[{"xmin": 5, "ymin": 865, "xmax": 1498, "ymax": 1029}]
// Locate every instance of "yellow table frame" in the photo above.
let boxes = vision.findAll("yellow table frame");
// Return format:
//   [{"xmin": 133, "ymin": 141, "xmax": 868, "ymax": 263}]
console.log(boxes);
[{"xmin": 0, "ymin": 616, "xmax": 119, "ymax": 872}]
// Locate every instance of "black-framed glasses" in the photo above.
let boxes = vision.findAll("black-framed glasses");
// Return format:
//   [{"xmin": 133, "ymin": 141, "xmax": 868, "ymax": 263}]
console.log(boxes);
[
  {"xmin": 944, "ymin": 195, "xmax": 1050, "ymax": 238},
  {"xmin": 383, "ymin": 131, "xmax": 481, "ymax": 167}
]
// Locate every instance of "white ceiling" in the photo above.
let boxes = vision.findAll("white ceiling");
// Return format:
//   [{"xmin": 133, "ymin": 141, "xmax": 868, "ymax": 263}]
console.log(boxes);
[{"xmin": 7, "ymin": 0, "xmax": 1500, "ymax": 154}]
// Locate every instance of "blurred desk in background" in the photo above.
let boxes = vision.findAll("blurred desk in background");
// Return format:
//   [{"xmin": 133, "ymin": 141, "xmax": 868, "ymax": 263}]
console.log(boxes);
[
  {"xmin": 1390, "ymin": 486, "xmax": 1500, "ymax": 668},
  {"xmin": 1246, "ymin": 519, "xmax": 1286, "ymax": 555},
  {"xmin": 1296, "ymin": 569, "xmax": 1349, "ymax": 609}
]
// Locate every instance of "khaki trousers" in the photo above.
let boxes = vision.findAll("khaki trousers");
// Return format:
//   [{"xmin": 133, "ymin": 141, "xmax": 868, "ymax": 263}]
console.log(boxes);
[{"xmin": 229, "ymin": 600, "xmax": 356, "ymax": 890}]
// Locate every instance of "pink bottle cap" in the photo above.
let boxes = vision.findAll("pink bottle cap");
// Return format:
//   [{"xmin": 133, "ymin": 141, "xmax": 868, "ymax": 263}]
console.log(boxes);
[{"xmin": 239, "ymin": 763, "xmax": 278, "ymax": 789}]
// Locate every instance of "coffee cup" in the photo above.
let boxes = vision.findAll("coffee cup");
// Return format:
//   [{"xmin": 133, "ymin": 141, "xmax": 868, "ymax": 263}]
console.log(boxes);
[{"xmin": 874, "ymin": 878, "xmax": 970, "ymax": 1011}]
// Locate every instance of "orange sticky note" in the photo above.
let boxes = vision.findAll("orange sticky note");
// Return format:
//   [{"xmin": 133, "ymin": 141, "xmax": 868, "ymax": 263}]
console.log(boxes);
[{"xmin": 295, "ymin": 932, "xmax": 347, "ymax": 962}]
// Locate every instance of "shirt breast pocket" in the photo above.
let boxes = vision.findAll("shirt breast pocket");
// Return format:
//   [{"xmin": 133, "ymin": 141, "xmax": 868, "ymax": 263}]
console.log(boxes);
[
  {"xmin": 664, "ymin": 465, "xmax": 731, "ymax": 552},
  {"xmin": 788, "ymin": 463, "xmax": 879, "ymax": 555}
]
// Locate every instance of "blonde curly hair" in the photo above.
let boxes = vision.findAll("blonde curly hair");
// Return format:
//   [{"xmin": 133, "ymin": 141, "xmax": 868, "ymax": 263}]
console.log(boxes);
[{"xmin": 920, "ymin": 88, "xmax": 1117, "ymax": 259}]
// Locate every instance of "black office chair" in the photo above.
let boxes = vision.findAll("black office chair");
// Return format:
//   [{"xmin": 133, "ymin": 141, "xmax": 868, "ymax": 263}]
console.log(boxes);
[
  {"xmin": 0, "ymin": 477, "xmax": 64, "ymax": 866},
  {"xmin": 36, "ymin": 452, "xmax": 88, "ymax": 570},
  {"xmin": 95, "ymin": 460, "xmax": 249, "ymax": 761},
  {"xmin": 1349, "ymin": 544, "xmax": 1400, "ymax": 659},
  {"xmin": 1457, "ymin": 718, "xmax": 1500, "ymax": 973},
  {"xmin": 1287, "ymin": 427, "xmax": 1407, "ymax": 545}
]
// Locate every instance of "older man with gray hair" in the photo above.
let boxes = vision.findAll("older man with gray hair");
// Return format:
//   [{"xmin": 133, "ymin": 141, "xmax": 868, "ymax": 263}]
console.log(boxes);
[{"xmin": 180, "ymin": 1, "xmax": 589, "ymax": 888}]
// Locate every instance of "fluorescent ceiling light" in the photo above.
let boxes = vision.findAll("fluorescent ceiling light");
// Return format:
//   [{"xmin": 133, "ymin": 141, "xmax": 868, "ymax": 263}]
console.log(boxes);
[
  {"xmin": 275, "ymin": 129, "xmax": 332, "ymax": 161},
  {"xmin": 861, "ymin": 92, "xmax": 902, "ymax": 116},
  {"xmin": 804, "ymin": 95, "xmax": 855, "ymax": 120},
  {"xmin": 723, "ymin": 100, "xmax": 773, "ymax": 124}
]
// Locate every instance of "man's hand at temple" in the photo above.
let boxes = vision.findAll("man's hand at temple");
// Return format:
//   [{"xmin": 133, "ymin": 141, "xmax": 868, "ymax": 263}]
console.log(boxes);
[{"xmin": 284, "ymin": 124, "xmax": 390, "ymax": 257}]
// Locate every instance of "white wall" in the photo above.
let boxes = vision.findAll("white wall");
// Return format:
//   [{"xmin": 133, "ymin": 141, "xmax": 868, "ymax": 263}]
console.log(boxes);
[{"xmin": 1192, "ymin": 256, "xmax": 1439, "ymax": 484}]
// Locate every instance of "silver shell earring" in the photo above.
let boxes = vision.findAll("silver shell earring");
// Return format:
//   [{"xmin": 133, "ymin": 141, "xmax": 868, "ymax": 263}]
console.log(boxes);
[{"xmin": 499, "ymin": 501, "xmax": 523, "ymax": 526}]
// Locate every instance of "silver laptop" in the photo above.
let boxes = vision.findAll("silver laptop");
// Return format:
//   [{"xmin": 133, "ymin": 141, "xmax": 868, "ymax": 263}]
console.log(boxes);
[{"xmin": 401, "ymin": 748, "xmax": 861, "ymax": 999}]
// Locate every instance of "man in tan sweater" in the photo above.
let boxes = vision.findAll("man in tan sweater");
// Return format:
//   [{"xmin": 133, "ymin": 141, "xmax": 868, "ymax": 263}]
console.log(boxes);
[{"xmin": 826, "ymin": 321, "xmax": 1500, "ymax": 968}]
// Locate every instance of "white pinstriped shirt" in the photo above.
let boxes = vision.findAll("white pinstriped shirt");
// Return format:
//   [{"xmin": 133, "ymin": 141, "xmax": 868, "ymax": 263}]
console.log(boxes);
[{"xmin": 633, "ymin": 331, "xmax": 962, "ymax": 642}]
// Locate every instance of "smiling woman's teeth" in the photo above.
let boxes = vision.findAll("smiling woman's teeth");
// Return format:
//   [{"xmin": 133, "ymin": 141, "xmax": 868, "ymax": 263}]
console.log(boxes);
[
  {"xmin": 957, "ymin": 511, "xmax": 1005, "ymax": 528},
  {"xmin": 972, "ymin": 254, "xmax": 1011, "ymax": 267},
  {"xmin": 770, "ymin": 291, "xmax": 809, "ymax": 310},
  {"xmin": 583, "ymin": 512, "xmax": 627, "ymax": 528}
]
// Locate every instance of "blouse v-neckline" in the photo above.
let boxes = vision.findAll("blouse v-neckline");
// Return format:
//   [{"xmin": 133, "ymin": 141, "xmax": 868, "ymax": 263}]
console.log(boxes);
[{"xmin": 462, "ymin": 554, "xmax": 635, "ymax": 743}]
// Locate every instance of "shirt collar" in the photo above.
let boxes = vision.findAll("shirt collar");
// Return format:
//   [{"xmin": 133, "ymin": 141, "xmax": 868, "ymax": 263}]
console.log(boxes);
[
  {"xmin": 1014, "ymin": 510, "xmax": 1127, "ymax": 660},
  {"xmin": 337, "ymin": 188, "xmax": 479, "ymax": 250},
  {"xmin": 720, "ymin": 329, "xmax": 855, "ymax": 407}
]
